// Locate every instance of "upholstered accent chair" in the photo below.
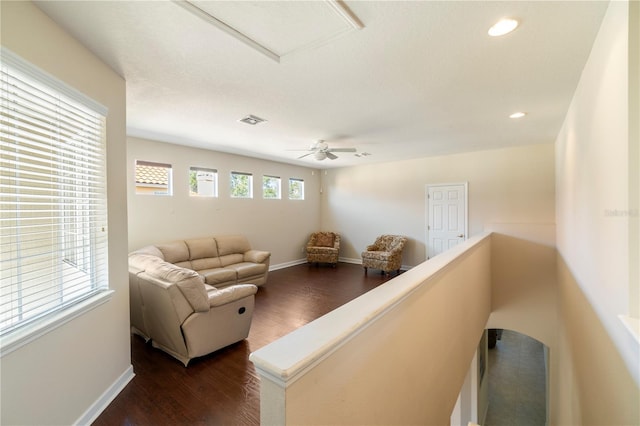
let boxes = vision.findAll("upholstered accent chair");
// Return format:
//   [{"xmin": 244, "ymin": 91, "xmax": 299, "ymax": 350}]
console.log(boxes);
[
  {"xmin": 306, "ymin": 232, "xmax": 340, "ymax": 266},
  {"xmin": 361, "ymin": 235, "xmax": 408, "ymax": 276}
]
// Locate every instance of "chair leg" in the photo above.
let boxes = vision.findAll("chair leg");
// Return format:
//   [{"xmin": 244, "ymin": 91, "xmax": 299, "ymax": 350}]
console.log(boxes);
[{"xmin": 364, "ymin": 267, "xmax": 368, "ymax": 275}]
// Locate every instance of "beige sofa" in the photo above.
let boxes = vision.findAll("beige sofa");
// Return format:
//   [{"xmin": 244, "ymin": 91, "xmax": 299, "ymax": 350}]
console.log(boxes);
[{"xmin": 128, "ymin": 235, "xmax": 270, "ymax": 365}]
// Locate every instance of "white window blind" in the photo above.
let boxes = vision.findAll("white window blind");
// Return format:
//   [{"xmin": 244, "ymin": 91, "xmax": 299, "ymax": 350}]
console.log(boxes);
[{"xmin": 0, "ymin": 49, "xmax": 109, "ymax": 342}]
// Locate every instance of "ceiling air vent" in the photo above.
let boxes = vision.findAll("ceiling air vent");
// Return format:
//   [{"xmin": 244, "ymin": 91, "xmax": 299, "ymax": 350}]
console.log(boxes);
[{"xmin": 239, "ymin": 114, "xmax": 267, "ymax": 125}]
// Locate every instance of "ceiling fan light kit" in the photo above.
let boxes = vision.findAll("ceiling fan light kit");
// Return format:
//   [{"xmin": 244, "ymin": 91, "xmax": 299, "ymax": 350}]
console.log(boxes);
[
  {"xmin": 314, "ymin": 151, "xmax": 327, "ymax": 161},
  {"xmin": 295, "ymin": 140, "xmax": 357, "ymax": 161}
]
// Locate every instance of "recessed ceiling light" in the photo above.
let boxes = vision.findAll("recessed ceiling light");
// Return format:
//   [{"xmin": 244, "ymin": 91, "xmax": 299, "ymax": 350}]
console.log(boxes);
[
  {"xmin": 488, "ymin": 18, "xmax": 519, "ymax": 37},
  {"xmin": 509, "ymin": 112, "xmax": 527, "ymax": 119}
]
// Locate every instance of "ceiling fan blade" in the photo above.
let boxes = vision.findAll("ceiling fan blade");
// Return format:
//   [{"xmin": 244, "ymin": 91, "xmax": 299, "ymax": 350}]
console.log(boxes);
[
  {"xmin": 327, "ymin": 148, "xmax": 357, "ymax": 153},
  {"xmin": 326, "ymin": 152, "xmax": 338, "ymax": 160},
  {"xmin": 298, "ymin": 152, "xmax": 314, "ymax": 159}
]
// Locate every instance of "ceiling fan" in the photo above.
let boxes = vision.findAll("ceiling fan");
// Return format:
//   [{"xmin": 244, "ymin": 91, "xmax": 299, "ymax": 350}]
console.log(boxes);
[{"xmin": 295, "ymin": 140, "xmax": 357, "ymax": 161}]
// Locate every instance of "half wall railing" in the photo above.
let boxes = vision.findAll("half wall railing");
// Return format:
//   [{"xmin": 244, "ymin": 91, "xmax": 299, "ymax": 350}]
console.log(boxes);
[{"xmin": 250, "ymin": 232, "xmax": 492, "ymax": 425}]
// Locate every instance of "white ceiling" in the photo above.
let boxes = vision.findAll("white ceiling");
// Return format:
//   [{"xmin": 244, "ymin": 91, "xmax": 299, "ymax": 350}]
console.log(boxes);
[{"xmin": 34, "ymin": 1, "xmax": 609, "ymax": 168}]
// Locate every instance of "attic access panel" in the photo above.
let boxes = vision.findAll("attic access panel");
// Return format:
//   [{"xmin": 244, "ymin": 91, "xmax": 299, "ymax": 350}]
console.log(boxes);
[{"xmin": 187, "ymin": 0, "xmax": 363, "ymax": 59}]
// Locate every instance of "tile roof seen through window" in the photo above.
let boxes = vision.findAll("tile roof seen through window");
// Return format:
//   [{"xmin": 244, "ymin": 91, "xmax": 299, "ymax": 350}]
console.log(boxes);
[{"xmin": 135, "ymin": 164, "xmax": 169, "ymax": 186}]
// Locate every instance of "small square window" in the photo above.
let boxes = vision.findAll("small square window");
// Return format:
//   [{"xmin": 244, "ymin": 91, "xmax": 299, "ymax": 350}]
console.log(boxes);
[
  {"xmin": 263, "ymin": 175, "xmax": 281, "ymax": 199},
  {"xmin": 230, "ymin": 171, "xmax": 253, "ymax": 198},
  {"xmin": 135, "ymin": 160, "xmax": 172, "ymax": 195},
  {"xmin": 190, "ymin": 167, "xmax": 218, "ymax": 197},
  {"xmin": 289, "ymin": 178, "xmax": 304, "ymax": 200}
]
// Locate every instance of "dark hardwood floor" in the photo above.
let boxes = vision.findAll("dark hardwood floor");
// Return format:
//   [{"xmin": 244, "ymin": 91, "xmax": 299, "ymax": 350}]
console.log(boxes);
[{"xmin": 93, "ymin": 262, "xmax": 395, "ymax": 426}]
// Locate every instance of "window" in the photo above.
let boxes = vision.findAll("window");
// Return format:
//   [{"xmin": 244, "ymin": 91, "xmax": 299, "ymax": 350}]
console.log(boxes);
[
  {"xmin": 189, "ymin": 166, "xmax": 217, "ymax": 197},
  {"xmin": 0, "ymin": 49, "xmax": 110, "ymax": 347},
  {"xmin": 263, "ymin": 175, "xmax": 281, "ymax": 199},
  {"xmin": 289, "ymin": 178, "xmax": 305, "ymax": 200},
  {"xmin": 135, "ymin": 160, "xmax": 172, "ymax": 195},
  {"xmin": 230, "ymin": 171, "xmax": 252, "ymax": 198}
]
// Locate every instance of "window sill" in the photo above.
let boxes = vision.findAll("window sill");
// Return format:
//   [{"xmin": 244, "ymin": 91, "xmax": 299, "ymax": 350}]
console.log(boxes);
[
  {"xmin": 619, "ymin": 315, "xmax": 640, "ymax": 345},
  {"xmin": 0, "ymin": 290, "xmax": 114, "ymax": 357}
]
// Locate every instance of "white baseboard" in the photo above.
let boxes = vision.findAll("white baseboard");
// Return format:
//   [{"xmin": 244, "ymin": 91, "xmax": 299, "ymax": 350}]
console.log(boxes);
[
  {"xmin": 339, "ymin": 257, "xmax": 362, "ymax": 265},
  {"xmin": 269, "ymin": 259, "xmax": 308, "ymax": 271},
  {"xmin": 75, "ymin": 364, "xmax": 135, "ymax": 426},
  {"xmin": 270, "ymin": 258, "xmax": 411, "ymax": 271}
]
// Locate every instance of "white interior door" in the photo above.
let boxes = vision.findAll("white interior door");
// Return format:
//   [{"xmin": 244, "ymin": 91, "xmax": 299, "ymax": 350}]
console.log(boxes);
[{"xmin": 426, "ymin": 183, "xmax": 468, "ymax": 259}]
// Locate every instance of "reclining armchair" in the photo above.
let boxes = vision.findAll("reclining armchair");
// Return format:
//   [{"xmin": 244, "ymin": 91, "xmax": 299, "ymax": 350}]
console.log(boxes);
[
  {"xmin": 361, "ymin": 235, "xmax": 408, "ymax": 276},
  {"xmin": 306, "ymin": 232, "xmax": 340, "ymax": 266},
  {"xmin": 129, "ymin": 254, "xmax": 257, "ymax": 366}
]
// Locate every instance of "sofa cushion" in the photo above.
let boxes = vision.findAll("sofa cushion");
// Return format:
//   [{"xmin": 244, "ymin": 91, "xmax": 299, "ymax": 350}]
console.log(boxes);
[
  {"xmin": 174, "ymin": 276, "xmax": 210, "ymax": 313},
  {"xmin": 185, "ymin": 238, "xmax": 219, "ymax": 260},
  {"xmin": 219, "ymin": 253, "xmax": 244, "ymax": 267},
  {"xmin": 130, "ymin": 245, "xmax": 164, "ymax": 259},
  {"xmin": 207, "ymin": 284, "xmax": 257, "ymax": 307},
  {"xmin": 129, "ymin": 253, "xmax": 164, "ymax": 272},
  {"xmin": 156, "ymin": 241, "xmax": 190, "ymax": 264},
  {"xmin": 227, "ymin": 262, "xmax": 268, "ymax": 280},
  {"xmin": 144, "ymin": 261, "xmax": 209, "ymax": 313},
  {"xmin": 174, "ymin": 260, "xmax": 193, "ymax": 269},
  {"xmin": 191, "ymin": 257, "xmax": 222, "ymax": 271},
  {"xmin": 307, "ymin": 246, "xmax": 338, "ymax": 255},
  {"xmin": 216, "ymin": 235, "xmax": 251, "ymax": 256},
  {"xmin": 200, "ymin": 268, "xmax": 238, "ymax": 286},
  {"xmin": 314, "ymin": 232, "xmax": 335, "ymax": 247},
  {"xmin": 361, "ymin": 251, "xmax": 392, "ymax": 261}
]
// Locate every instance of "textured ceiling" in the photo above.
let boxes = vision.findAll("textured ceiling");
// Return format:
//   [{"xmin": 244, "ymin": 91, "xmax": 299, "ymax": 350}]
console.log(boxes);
[{"xmin": 34, "ymin": 1, "xmax": 609, "ymax": 168}]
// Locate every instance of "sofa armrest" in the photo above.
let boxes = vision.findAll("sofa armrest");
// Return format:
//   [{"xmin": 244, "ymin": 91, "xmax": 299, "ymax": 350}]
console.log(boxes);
[
  {"xmin": 244, "ymin": 249, "xmax": 270, "ymax": 264},
  {"xmin": 366, "ymin": 244, "xmax": 378, "ymax": 251},
  {"xmin": 208, "ymin": 284, "xmax": 258, "ymax": 307}
]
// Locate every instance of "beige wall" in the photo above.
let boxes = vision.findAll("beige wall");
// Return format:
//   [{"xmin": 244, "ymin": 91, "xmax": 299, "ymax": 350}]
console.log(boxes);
[
  {"xmin": 127, "ymin": 137, "xmax": 322, "ymax": 267},
  {"xmin": 555, "ymin": 257, "xmax": 639, "ymax": 425},
  {"xmin": 554, "ymin": 0, "xmax": 639, "ymax": 423},
  {"xmin": 486, "ymin": 223, "xmax": 557, "ymax": 348},
  {"xmin": 321, "ymin": 143, "xmax": 555, "ymax": 266},
  {"xmin": 0, "ymin": 2, "xmax": 131, "ymax": 425}
]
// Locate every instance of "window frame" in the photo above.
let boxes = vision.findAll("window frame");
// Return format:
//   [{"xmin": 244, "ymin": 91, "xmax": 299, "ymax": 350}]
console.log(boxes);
[
  {"xmin": 0, "ymin": 48, "xmax": 113, "ymax": 356},
  {"xmin": 262, "ymin": 175, "xmax": 281, "ymax": 200},
  {"xmin": 288, "ymin": 177, "xmax": 305, "ymax": 200},
  {"xmin": 230, "ymin": 171, "xmax": 253, "ymax": 199},
  {"xmin": 135, "ymin": 160, "xmax": 173, "ymax": 196},
  {"xmin": 189, "ymin": 166, "xmax": 218, "ymax": 197}
]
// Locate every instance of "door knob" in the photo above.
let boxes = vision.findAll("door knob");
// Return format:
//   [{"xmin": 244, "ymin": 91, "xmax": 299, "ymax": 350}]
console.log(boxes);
[{"xmin": 458, "ymin": 234, "xmax": 464, "ymax": 238}]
